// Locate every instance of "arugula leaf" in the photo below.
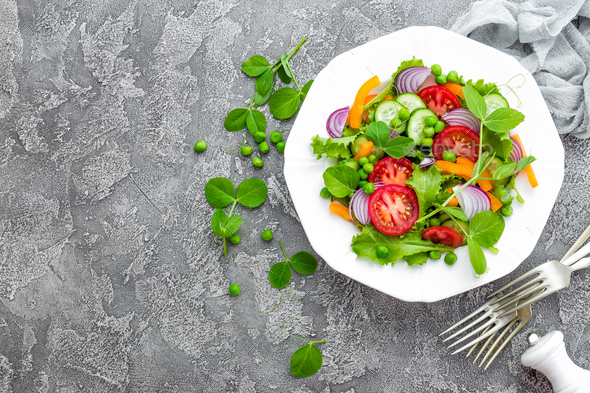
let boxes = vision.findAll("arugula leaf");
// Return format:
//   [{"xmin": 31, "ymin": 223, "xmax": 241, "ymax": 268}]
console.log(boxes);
[
  {"xmin": 485, "ymin": 129, "xmax": 513, "ymax": 159},
  {"xmin": 464, "ymin": 79, "xmax": 499, "ymax": 96},
  {"xmin": 236, "ymin": 178, "xmax": 268, "ymax": 207},
  {"xmin": 269, "ymin": 88, "xmax": 301, "ymax": 119},
  {"xmin": 492, "ymin": 162, "xmax": 516, "ymax": 179},
  {"xmin": 468, "ymin": 239, "xmax": 487, "ymax": 275},
  {"xmin": 310, "ymin": 135, "xmax": 355, "ymax": 160},
  {"xmin": 485, "ymin": 108, "xmax": 525, "ymax": 133},
  {"xmin": 435, "ymin": 203, "xmax": 468, "ymax": 222},
  {"xmin": 241, "ymin": 55, "xmax": 272, "ymax": 77},
  {"xmin": 403, "ymin": 252, "xmax": 429, "ymax": 266},
  {"xmin": 291, "ymin": 344, "xmax": 323, "ymax": 378},
  {"xmin": 205, "ymin": 177, "xmax": 235, "ymax": 208},
  {"xmin": 364, "ymin": 121, "xmax": 390, "ymax": 149},
  {"xmin": 301, "ymin": 80, "xmax": 313, "ymax": 102},
  {"xmin": 323, "ymin": 165, "xmax": 360, "ymax": 198},
  {"xmin": 224, "ymin": 108, "xmax": 249, "ymax": 132},
  {"xmin": 289, "ymin": 252, "xmax": 317, "ymax": 274},
  {"xmin": 246, "ymin": 109, "xmax": 267, "ymax": 136},
  {"xmin": 277, "ymin": 65, "xmax": 292, "ymax": 84},
  {"xmin": 391, "ymin": 57, "xmax": 425, "ymax": 82},
  {"xmin": 269, "ymin": 261, "xmax": 292, "ymax": 289},
  {"xmin": 255, "ymin": 69, "xmax": 274, "ymax": 95},
  {"xmin": 406, "ymin": 164, "xmax": 443, "ymax": 218},
  {"xmin": 462, "ymin": 85, "xmax": 487, "ymax": 121},
  {"xmin": 514, "ymin": 156, "xmax": 536, "ymax": 174},
  {"xmin": 351, "ymin": 227, "xmax": 453, "ymax": 266},
  {"xmin": 468, "ymin": 211, "xmax": 505, "ymax": 247},
  {"xmin": 383, "ymin": 137, "xmax": 415, "ymax": 159}
]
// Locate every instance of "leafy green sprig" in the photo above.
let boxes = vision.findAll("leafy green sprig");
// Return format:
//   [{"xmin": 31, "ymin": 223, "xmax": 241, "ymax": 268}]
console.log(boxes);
[
  {"xmin": 269, "ymin": 241, "xmax": 318, "ymax": 289},
  {"xmin": 205, "ymin": 177, "xmax": 268, "ymax": 257},
  {"xmin": 278, "ymin": 312, "xmax": 326, "ymax": 378}
]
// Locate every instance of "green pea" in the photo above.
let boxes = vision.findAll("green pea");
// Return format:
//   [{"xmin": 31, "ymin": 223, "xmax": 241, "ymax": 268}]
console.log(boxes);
[
  {"xmin": 362, "ymin": 163, "xmax": 374, "ymax": 174},
  {"xmin": 501, "ymin": 206, "xmax": 513, "ymax": 217},
  {"xmin": 435, "ymin": 74, "xmax": 447, "ymax": 84},
  {"xmin": 252, "ymin": 157, "xmax": 264, "ymax": 168},
  {"xmin": 363, "ymin": 182, "xmax": 375, "ymax": 194},
  {"xmin": 443, "ymin": 150, "xmax": 457, "ymax": 163},
  {"xmin": 320, "ymin": 187, "xmax": 331, "ymax": 199},
  {"xmin": 430, "ymin": 218, "xmax": 441, "ymax": 227},
  {"xmin": 423, "ymin": 126, "xmax": 435, "ymax": 138},
  {"xmin": 425, "ymin": 116, "xmax": 438, "ymax": 127},
  {"xmin": 447, "ymin": 70, "xmax": 459, "ymax": 83},
  {"xmin": 358, "ymin": 168, "xmax": 368, "ymax": 180},
  {"xmin": 431, "ymin": 64, "xmax": 442, "ymax": 76},
  {"xmin": 377, "ymin": 246, "xmax": 389, "ymax": 258},
  {"xmin": 261, "ymin": 229, "xmax": 273, "ymax": 241},
  {"xmin": 398, "ymin": 107, "xmax": 411, "ymax": 120},
  {"xmin": 229, "ymin": 234, "xmax": 240, "ymax": 244},
  {"xmin": 445, "ymin": 252, "xmax": 458, "ymax": 266},
  {"xmin": 390, "ymin": 118, "xmax": 404, "ymax": 129},
  {"xmin": 258, "ymin": 141, "xmax": 270, "ymax": 154},
  {"xmin": 194, "ymin": 140, "xmax": 207, "ymax": 152},
  {"xmin": 359, "ymin": 156, "xmax": 369, "ymax": 166},
  {"xmin": 429, "ymin": 251, "xmax": 442, "ymax": 260},
  {"xmin": 434, "ymin": 121, "xmax": 446, "ymax": 133},
  {"xmin": 368, "ymin": 154, "xmax": 378, "ymax": 164},
  {"xmin": 241, "ymin": 145, "xmax": 253, "ymax": 156},
  {"xmin": 276, "ymin": 142, "xmax": 286, "ymax": 153},
  {"xmin": 229, "ymin": 283, "xmax": 240, "ymax": 296},
  {"xmin": 254, "ymin": 132, "xmax": 266, "ymax": 143},
  {"xmin": 421, "ymin": 137, "xmax": 433, "ymax": 147},
  {"xmin": 270, "ymin": 131, "xmax": 283, "ymax": 144},
  {"xmin": 358, "ymin": 180, "xmax": 368, "ymax": 188}
]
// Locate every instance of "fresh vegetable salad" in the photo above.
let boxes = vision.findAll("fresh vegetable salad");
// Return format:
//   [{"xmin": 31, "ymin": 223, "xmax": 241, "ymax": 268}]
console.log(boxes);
[{"xmin": 312, "ymin": 58, "xmax": 538, "ymax": 275}]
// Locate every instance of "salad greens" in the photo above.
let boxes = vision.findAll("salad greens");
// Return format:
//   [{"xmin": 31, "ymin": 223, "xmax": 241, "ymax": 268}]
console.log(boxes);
[
  {"xmin": 269, "ymin": 241, "xmax": 318, "ymax": 290},
  {"xmin": 322, "ymin": 165, "xmax": 360, "ymax": 198},
  {"xmin": 278, "ymin": 312, "xmax": 326, "ymax": 378}
]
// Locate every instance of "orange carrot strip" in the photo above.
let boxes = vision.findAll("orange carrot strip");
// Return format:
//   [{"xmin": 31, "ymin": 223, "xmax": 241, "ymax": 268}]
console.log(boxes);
[
  {"xmin": 441, "ymin": 83, "xmax": 465, "ymax": 99},
  {"xmin": 329, "ymin": 203, "xmax": 352, "ymax": 222},
  {"xmin": 436, "ymin": 161, "xmax": 475, "ymax": 181},
  {"xmin": 353, "ymin": 141, "xmax": 373, "ymax": 161},
  {"xmin": 511, "ymin": 134, "xmax": 538, "ymax": 188},
  {"xmin": 486, "ymin": 192, "xmax": 502, "ymax": 212},
  {"xmin": 447, "ymin": 198, "xmax": 459, "ymax": 207},
  {"xmin": 350, "ymin": 75, "xmax": 381, "ymax": 128},
  {"xmin": 455, "ymin": 157, "xmax": 494, "ymax": 192}
]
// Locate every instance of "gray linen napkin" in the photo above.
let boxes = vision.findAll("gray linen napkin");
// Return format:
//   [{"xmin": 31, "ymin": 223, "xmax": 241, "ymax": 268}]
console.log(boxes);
[{"xmin": 451, "ymin": 0, "xmax": 590, "ymax": 138}]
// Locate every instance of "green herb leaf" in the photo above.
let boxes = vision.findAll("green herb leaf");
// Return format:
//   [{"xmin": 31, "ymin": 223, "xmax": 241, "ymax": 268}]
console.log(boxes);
[
  {"xmin": 406, "ymin": 165, "xmax": 443, "ymax": 218},
  {"xmin": 241, "ymin": 55, "xmax": 272, "ymax": 77},
  {"xmin": 364, "ymin": 121, "xmax": 390, "ymax": 149},
  {"xmin": 236, "ymin": 178, "xmax": 268, "ymax": 207},
  {"xmin": 492, "ymin": 162, "xmax": 516, "ymax": 180},
  {"xmin": 468, "ymin": 238, "xmax": 487, "ymax": 275},
  {"xmin": 277, "ymin": 65, "xmax": 292, "ymax": 84},
  {"xmin": 224, "ymin": 108, "xmax": 249, "ymax": 132},
  {"xmin": 403, "ymin": 252, "xmax": 429, "ymax": 266},
  {"xmin": 280, "ymin": 53, "xmax": 292, "ymax": 78},
  {"xmin": 246, "ymin": 109, "xmax": 267, "ymax": 136},
  {"xmin": 269, "ymin": 261, "xmax": 292, "ymax": 289},
  {"xmin": 485, "ymin": 108, "xmax": 525, "ymax": 133},
  {"xmin": 205, "ymin": 177, "xmax": 235, "ymax": 208},
  {"xmin": 255, "ymin": 69, "xmax": 274, "ymax": 95},
  {"xmin": 464, "ymin": 79, "xmax": 499, "ymax": 96},
  {"xmin": 351, "ymin": 228, "xmax": 453, "ymax": 266},
  {"xmin": 383, "ymin": 137, "xmax": 415, "ymax": 159},
  {"xmin": 323, "ymin": 165, "xmax": 360, "ymax": 198},
  {"xmin": 435, "ymin": 203, "xmax": 468, "ymax": 222},
  {"xmin": 291, "ymin": 344, "xmax": 323, "ymax": 378},
  {"xmin": 288, "ymin": 252, "xmax": 317, "ymax": 275},
  {"xmin": 310, "ymin": 135, "xmax": 356, "ymax": 160},
  {"xmin": 514, "ymin": 156, "xmax": 536, "ymax": 174},
  {"xmin": 484, "ymin": 129, "xmax": 513, "ymax": 160},
  {"xmin": 269, "ymin": 88, "xmax": 301, "ymax": 119},
  {"xmin": 509, "ymin": 176, "xmax": 524, "ymax": 204},
  {"xmin": 462, "ymin": 85, "xmax": 487, "ymax": 121},
  {"xmin": 468, "ymin": 211, "xmax": 505, "ymax": 247},
  {"xmin": 211, "ymin": 209, "xmax": 228, "ymax": 237},
  {"xmin": 254, "ymin": 87, "xmax": 273, "ymax": 105},
  {"xmin": 301, "ymin": 80, "xmax": 313, "ymax": 102},
  {"xmin": 222, "ymin": 215, "xmax": 242, "ymax": 237}
]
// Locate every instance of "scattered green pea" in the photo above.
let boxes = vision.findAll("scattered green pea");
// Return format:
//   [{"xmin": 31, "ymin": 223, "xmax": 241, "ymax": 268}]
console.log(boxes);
[
  {"xmin": 501, "ymin": 206, "xmax": 513, "ymax": 217},
  {"xmin": 425, "ymin": 116, "xmax": 438, "ymax": 127},
  {"xmin": 276, "ymin": 142, "xmax": 286, "ymax": 153},
  {"xmin": 362, "ymin": 182, "xmax": 375, "ymax": 194},
  {"xmin": 253, "ymin": 157, "xmax": 264, "ymax": 168},
  {"xmin": 229, "ymin": 234, "xmax": 240, "ymax": 244},
  {"xmin": 447, "ymin": 70, "xmax": 458, "ymax": 83},
  {"xmin": 434, "ymin": 121, "xmax": 446, "ymax": 133},
  {"xmin": 445, "ymin": 252, "xmax": 458, "ymax": 265},
  {"xmin": 259, "ymin": 141, "xmax": 270, "ymax": 154},
  {"xmin": 241, "ymin": 145, "xmax": 253, "ymax": 156},
  {"xmin": 254, "ymin": 132, "xmax": 266, "ymax": 143},
  {"xmin": 229, "ymin": 283, "xmax": 240, "ymax": 296},
  {"xmin": 431, "ymin": 64, "xmax": 442, "ymax": 76},
  {"xmin": 362, "ymin": 163, "xmax": 374, "ymax": 174},
  {"xmin": 430, "ymin": 218, "xmax": 441, "ymax": 227},
  {"xmin": 443, "ymin": 150, "xmax": 457, "ymax": 163},
  {"xmin": 377, "ymin": 246, "xmax": 389, "ymax": 258},
  {"xmin": 423, "ymin": 126, "xmax": 435, "ymax": 138},
  {"xmin": 270, "ymin": 131, "xmax": 283, "ymax": 144},
  {"xmin": 358, "ymin": 168, "xmax": 368, "ymax": 180},
  {"xmin": 429, "ymin": 251, "xmax": 442, "ymax": 260},
  {"xmin": 262, "ymin": 229, "xmax": 273, "ymax": 241},
  {"xmin": 421, "ymin": 137, "xmax": 433, "ymax": 147},
  {"xmin": 359, "ymin": 156, "xmax": 369, "ymax": 166},
  {"xmin": 320, "ymin": 187, "xmax": 331, "ymax": 199},
  {"xmin": 358, "ymin": 180, "xmax": 368, "ymax": 188},
  {"xmin": 194, "ymin": 140, "xmax": 207, "ymax": 152},
  {"xmin": 435, "ymin": 74, "xmax": 447, "ymax": 84},
  {"xmin": 368, "ymin": 154, "xmax": 378, "ymax": 165},
  {"xmin": 398, "ymin": 107, "xmax": 411, "ymax": 120},
  {"xmin": 390, "ymin": 118, "xmax": 403, "ymax": 129}
]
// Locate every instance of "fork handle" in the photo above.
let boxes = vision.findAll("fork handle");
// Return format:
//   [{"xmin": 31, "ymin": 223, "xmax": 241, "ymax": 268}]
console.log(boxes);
[
  {"xmin": 562, "ymin": 241, "xmax": 590, "ymax": 267},
  {"xmin": 569, "ymin": 257, "xmax": 590, "ymax": 272}
]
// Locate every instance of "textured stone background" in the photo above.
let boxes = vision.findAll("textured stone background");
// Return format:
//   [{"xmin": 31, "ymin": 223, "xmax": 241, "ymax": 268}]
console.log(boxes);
[{"xmin": 1, "ymin": 0, "xmax": 589, "ymax": 392}]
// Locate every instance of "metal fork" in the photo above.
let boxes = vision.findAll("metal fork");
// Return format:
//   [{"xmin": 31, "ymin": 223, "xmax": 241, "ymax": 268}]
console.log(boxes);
[{"xmin": 441, "ymin": 224, "xmax": 590, "ymax": 358}]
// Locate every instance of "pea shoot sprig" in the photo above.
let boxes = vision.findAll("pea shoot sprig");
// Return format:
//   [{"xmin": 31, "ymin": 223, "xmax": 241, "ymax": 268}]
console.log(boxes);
[
  {"xmin": 279, "ymin": 312, "xmax": 326, "ymax": 378},
  {"xmin": 205, "ymin": 177, "xmax": 268, "ymax": 257}
]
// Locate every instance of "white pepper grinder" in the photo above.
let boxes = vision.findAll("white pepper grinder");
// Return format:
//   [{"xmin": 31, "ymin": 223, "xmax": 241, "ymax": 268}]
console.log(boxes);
[{"xmin": 521, "ymin": 331, "xmax": 590, "ymax": 393}]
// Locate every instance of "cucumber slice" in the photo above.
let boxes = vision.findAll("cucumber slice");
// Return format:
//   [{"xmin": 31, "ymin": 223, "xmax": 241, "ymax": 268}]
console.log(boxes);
[
  {"xmin": 407, "ymin": 108, "xmax": 437, "ymax": 145},
  {"xmin": 485, "ymin": 157, "xmax": 509, "ymax": 185},
  {"xmin": 485, "ymin": 94, "xmax": 509, "ymax": 115},
  {"xmin": 441, "ymin": 220, "xmax": 468, "ymax": 245},
  {"xmin": 375, "ymin": 101, "xmax": 404, "ymax": 126},
  {"xmin": 396, "ymin": 93, "xmax": 427, "ymax": 113}
]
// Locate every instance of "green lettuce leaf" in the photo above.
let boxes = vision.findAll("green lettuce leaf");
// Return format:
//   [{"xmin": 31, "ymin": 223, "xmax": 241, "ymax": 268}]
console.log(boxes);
[
  {"xmin": 464, "ymin": 79, "xmax": 499, "ymax": 96},
  {"xmin": 405, "ymin": 164, "xmax": 443, "ymax": 218},
  {"xmin": 310, "ymin": 135, "xmax": 356, "ymax": 160}
]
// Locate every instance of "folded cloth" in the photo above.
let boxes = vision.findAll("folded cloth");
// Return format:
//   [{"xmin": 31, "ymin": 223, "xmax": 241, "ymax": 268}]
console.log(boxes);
[{"xmin": 451, "ymin": 0, "xmax": 590, "ymax": 138}]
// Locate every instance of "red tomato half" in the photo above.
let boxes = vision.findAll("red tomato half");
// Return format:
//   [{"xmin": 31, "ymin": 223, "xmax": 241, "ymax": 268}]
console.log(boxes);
[
  {"xmin": 417, "ymin": 85, "xmax": 461, "ymax": 119},
  {"xmin": 368, "ymin": 157, "xmax": 413, "ymax": 186},
  {"xmin": 368, "ymin": 185, "xmax": 418, "ymax": 236},
  {"xmin": 421, "ymin": 226, "xmax": 464, "ymax": 248},
  {"xmin": 432, "ymin": 126, "xmax": 480, "ymax": 162}
]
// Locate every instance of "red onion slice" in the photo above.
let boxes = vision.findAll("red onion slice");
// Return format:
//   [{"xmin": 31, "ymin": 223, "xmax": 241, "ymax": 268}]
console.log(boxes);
[
  {"xmin": 326, "ymin": 106, "xmax": 349, "ymax": 138},
  {"xmin": 389, "ymin": 130, "xmax": 401, "ymax": 140},
  {"xmin": 442, "ymin": 108, "xmax": 481, "ymax": 133},
  {"xmin": 420, "ymin": 157, "xmax": 436, "ymax": 168},
  {"xmin": 509, "ymin": 136, "xmax": 524, "ymax": 169},
  {"xmin": 453, "ymin": 185, "xmax": 491, "ymax": 220},
  {"xmin": 394, "ymin": 67, "xmax": 433, "ymax": 94},
  {"xmin": 349, "ymin": 182, "xmax": 386, "ymax": 225}
]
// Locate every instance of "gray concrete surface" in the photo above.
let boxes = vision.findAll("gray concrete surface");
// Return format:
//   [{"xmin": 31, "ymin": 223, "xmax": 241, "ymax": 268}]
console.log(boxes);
[{"xmin": 1, "ymin": 0, "xmax": 589, "ymax": 392}]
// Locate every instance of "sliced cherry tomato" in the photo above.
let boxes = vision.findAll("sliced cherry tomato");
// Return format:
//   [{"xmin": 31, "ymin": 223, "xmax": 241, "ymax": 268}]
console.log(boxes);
[
  {"xmin": 368, "ymin": 157, "xmax": 413, "ymax": 186},
  {"xmin": 417, "ymin": 85, "xmax": 461, "ymax": 119},
  {"xmin": 432, "ymin": 126, "xmax": 480, "ymax": 162},
  {"xmin": 368, "ymin": 185, "xmax": 418, "ymax": 236},
  {"xmin": 422, "ymin": 226, "xmax": 463, "ymax": 248}
]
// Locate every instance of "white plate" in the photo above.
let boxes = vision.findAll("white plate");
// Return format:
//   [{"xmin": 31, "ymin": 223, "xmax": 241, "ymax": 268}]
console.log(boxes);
[{"xmin": 284, "ymin": 26, "xmax": 564, "ymax": 302}]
